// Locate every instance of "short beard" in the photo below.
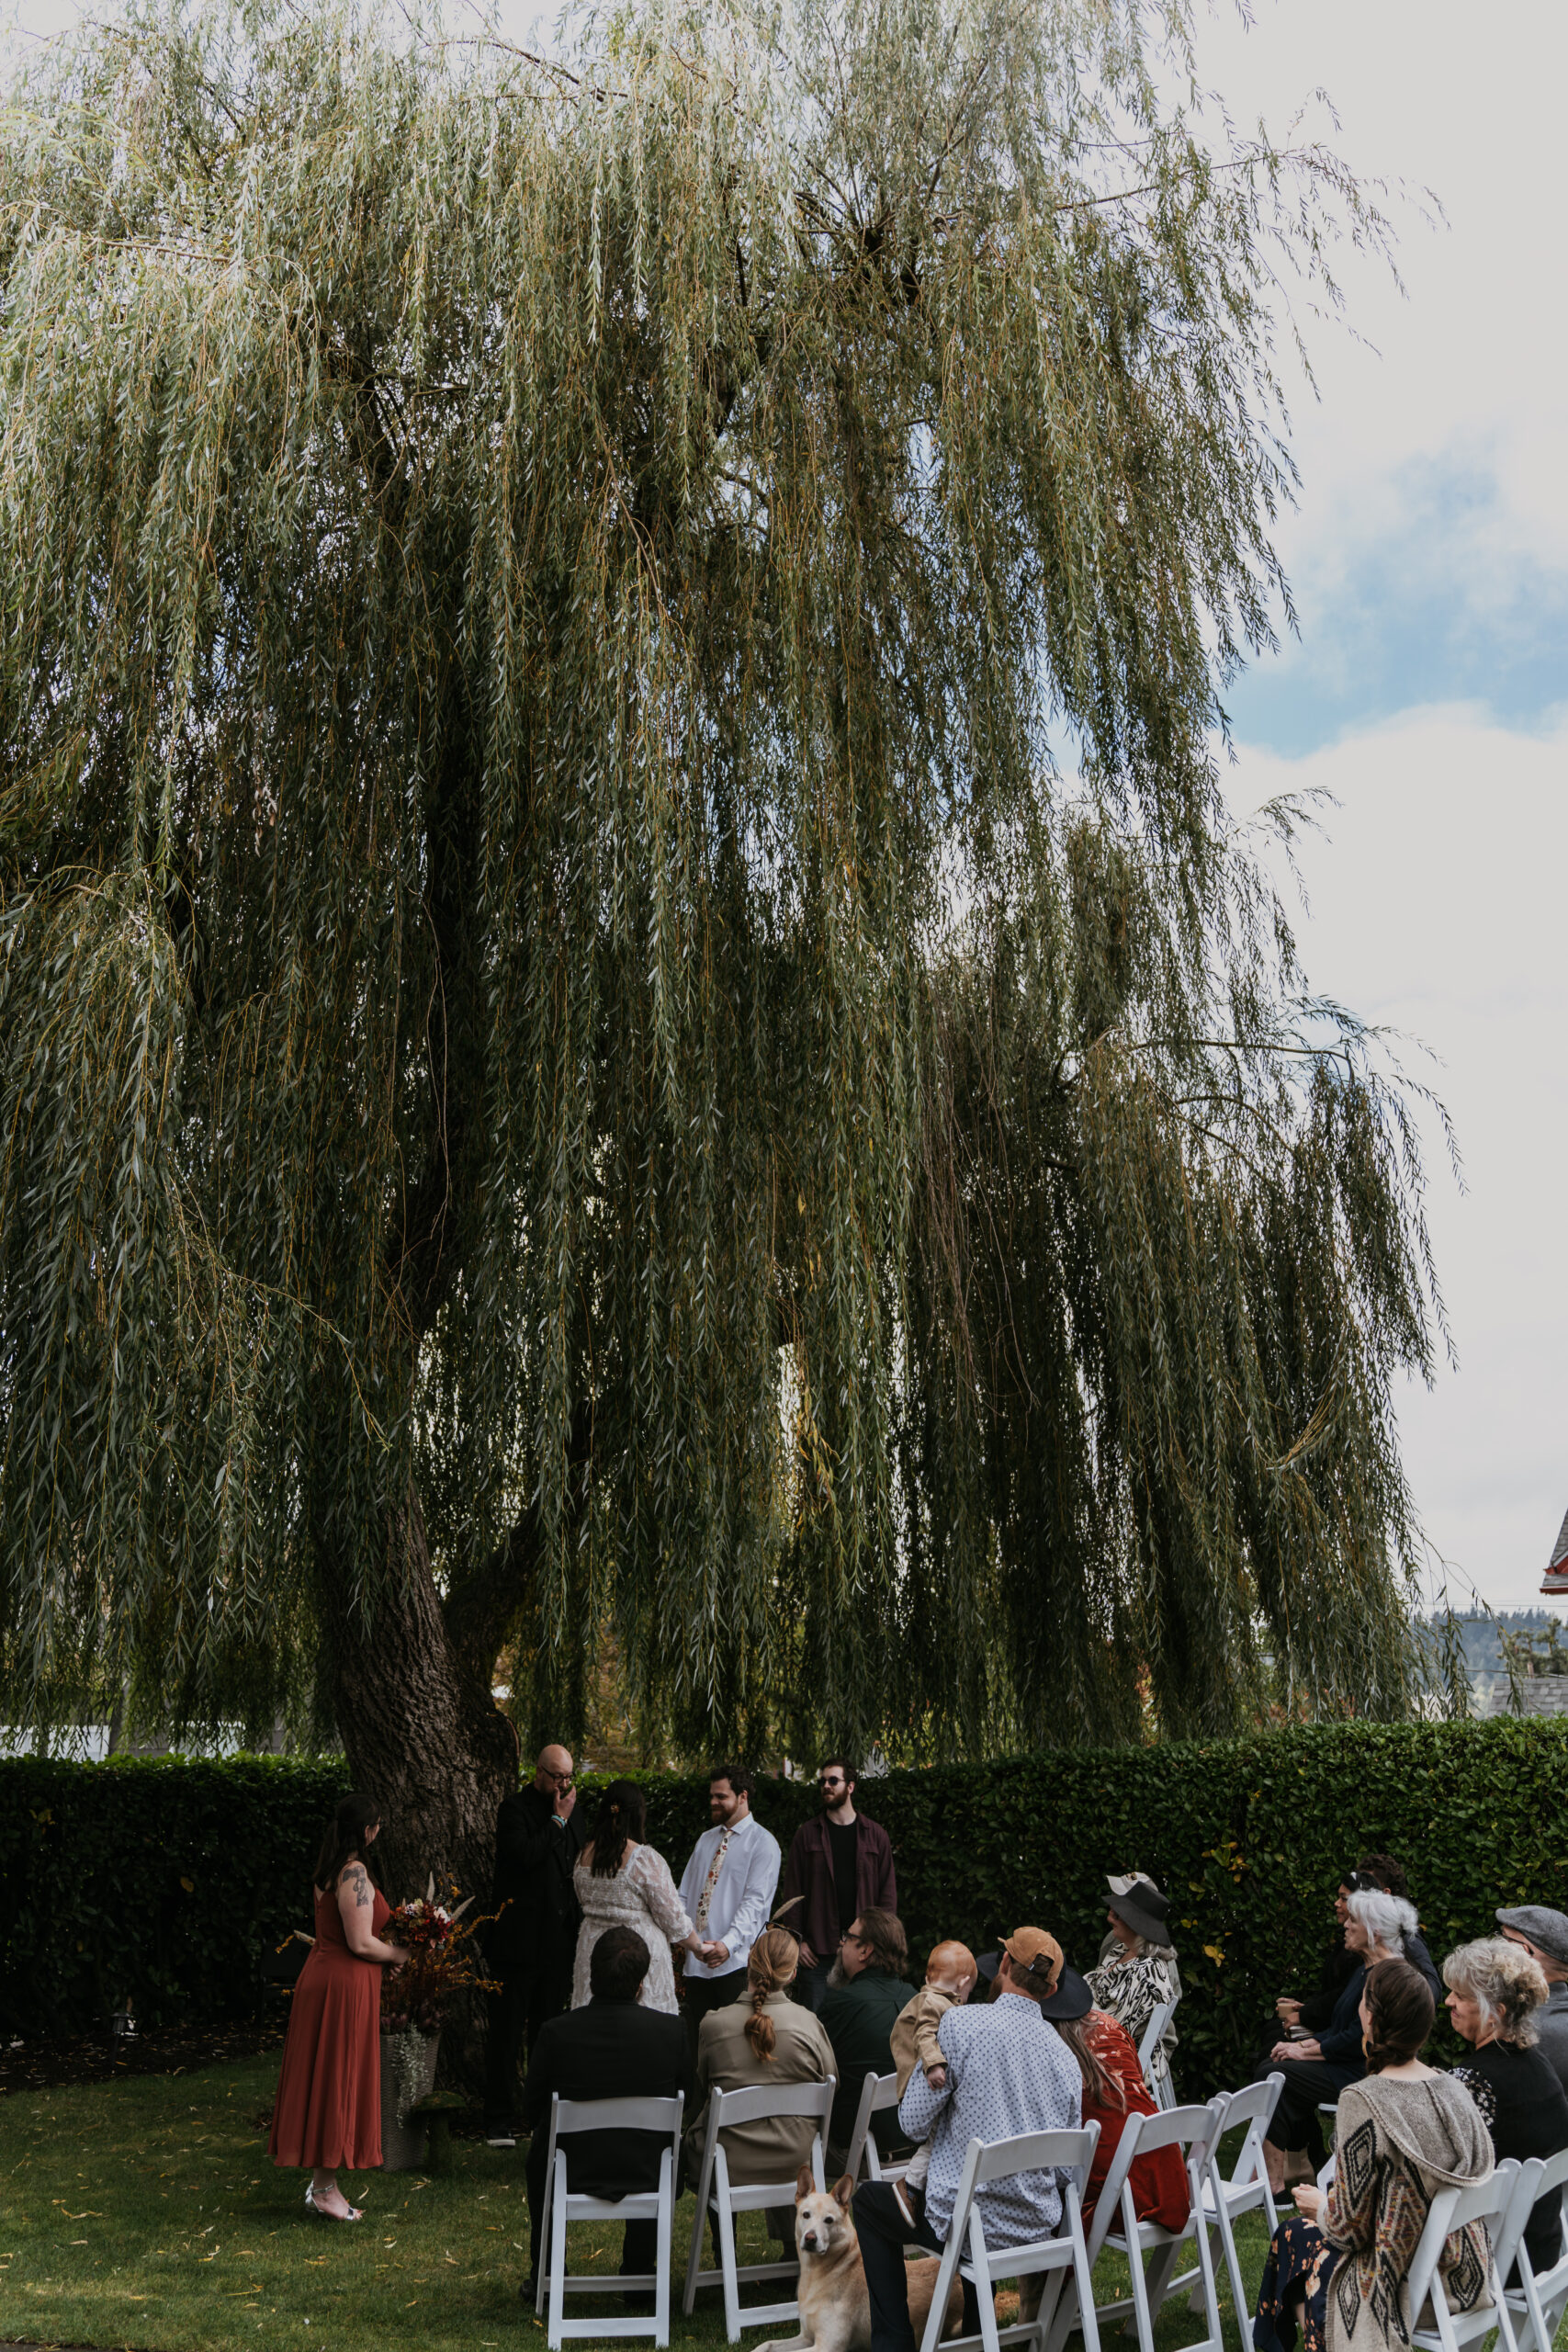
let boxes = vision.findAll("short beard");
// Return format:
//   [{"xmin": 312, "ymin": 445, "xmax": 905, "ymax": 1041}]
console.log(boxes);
[{"xmin": 827, "ymin": 1956, "xmax": 849, "ymax": 1989}]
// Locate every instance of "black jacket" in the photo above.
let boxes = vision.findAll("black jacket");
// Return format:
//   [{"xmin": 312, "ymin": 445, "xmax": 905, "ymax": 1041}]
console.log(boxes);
[
  {"xmin": 1299, "ymin": 1928, "xmax": 1440, "ymax": 2031},
  {"xmin": 524, "ymin": 1998, "xmax": 691, "ymax": 2199},
  {"xmin": 491, "ymin": 1783, "xmax": 588, "ymax": 1970},
  {"xmin": 1453, "ymin": 2039, "xmax": 1568, "ymax": 2272}
]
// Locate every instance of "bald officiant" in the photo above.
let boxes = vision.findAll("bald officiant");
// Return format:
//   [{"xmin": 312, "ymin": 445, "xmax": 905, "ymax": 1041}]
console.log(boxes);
[{"xmin": 484, "ymin": 1743, "xmax": 589, "ymax": 2147}]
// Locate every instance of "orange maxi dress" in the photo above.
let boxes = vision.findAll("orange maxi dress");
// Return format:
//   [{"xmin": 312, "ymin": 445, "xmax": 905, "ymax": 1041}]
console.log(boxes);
[{"xmin": 269, "ymin": 1883, "xmax": 389, "ymax": 2170}]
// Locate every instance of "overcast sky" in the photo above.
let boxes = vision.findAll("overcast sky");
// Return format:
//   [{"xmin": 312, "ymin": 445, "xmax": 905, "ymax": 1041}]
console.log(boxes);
[
  {"xmin": 1179, "ymin": 0, "xmax": 1567, "ymax": 1619},
  {"xmin": 5, "ymin": 0, "xmax": 1562, "ymax": 1618}
]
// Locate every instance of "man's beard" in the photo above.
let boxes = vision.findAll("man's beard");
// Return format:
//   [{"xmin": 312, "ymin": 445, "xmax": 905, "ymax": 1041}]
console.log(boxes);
[{"xmin": 827, "ymin": 1955, "xmax": 849, "ymax": 1989}]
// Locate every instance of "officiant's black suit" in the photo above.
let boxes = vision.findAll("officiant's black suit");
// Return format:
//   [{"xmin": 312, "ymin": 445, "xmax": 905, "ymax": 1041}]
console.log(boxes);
[
  {"xmin": 483, "ymin": 1781, "xmax": 588, "ymax": 2132},
  {"xmin": 522, "ymin": 1996, "xmax": 691, "ymax": 2284}
]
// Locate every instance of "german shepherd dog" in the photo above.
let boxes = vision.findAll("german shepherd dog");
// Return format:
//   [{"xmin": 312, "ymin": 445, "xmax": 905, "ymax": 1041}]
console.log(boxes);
[{"xmin": 750, "ymin": 2170, "xmax": 964, "ymax": 2352}]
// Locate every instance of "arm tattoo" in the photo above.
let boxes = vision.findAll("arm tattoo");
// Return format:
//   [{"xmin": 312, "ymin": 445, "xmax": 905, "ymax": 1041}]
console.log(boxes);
[{"xmin": 344, "ymin": 1864, "xmax": 372, "ymax": 1909}]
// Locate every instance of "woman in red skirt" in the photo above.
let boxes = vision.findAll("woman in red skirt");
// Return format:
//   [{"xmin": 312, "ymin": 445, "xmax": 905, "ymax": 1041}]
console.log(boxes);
[{"xmin": 270, "ymin": 1793, "xmax": 407, "ymax": 2221}]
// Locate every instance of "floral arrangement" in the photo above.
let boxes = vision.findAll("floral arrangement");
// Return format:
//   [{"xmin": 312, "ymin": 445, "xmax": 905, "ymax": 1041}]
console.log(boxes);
[
  {"xmin": 379, "ymin": 1874, "xmax": 495, "ymax": 2040},
  {"xmin": 378, "ymin": 1876, "xmax": 496, "ymax": 2130}
]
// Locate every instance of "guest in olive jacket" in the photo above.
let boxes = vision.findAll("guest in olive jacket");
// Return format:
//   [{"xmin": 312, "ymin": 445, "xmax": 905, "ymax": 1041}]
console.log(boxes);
[{"xmin": 818, "ymin": 1908, "xmax": 917, "ymax": 2162}]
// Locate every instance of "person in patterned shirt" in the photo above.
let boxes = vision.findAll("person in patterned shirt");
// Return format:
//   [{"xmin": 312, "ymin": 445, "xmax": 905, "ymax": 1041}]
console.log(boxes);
[{"xmin": 852, "ymin": 1927, "xmax": 1083, "ymax": 2352}]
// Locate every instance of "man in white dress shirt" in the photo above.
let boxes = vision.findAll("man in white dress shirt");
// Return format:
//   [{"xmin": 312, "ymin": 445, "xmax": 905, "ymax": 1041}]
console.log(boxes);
[{"xmin": 676, "ymin": 1764, "xmax": 782, "ymax": 2058}]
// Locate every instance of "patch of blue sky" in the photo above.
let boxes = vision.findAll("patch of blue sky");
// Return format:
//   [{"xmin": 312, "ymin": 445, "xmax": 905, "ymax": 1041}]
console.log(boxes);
[{"xmin": 1219, "ymin": 454, "xmax": 1568, "ymax": 757}]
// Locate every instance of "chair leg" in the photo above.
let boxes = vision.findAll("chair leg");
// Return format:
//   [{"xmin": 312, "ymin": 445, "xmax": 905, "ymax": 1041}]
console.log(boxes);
[
  {"xmin": 715, "ymin": 2155, "xmax": 742, "ymax": 2345},
  {"xmin": 1520, "ymin": 2267, "xmax": 1551, "ymax": 2352},
  {"xmin": 1073, "ymin": 2235, "xmax": 1104, "ymax": 2352},
  {"xmin": 972, "ymin": 2214, "xmax": 1001, "ymax": 2352},
  {"xmin": 654, "ymin": 2154, "xmax": 671, "ymax": 2351},
  {"xmin": 1214, "ymin": 2199, "xmax": 1249, "ymax": 2343},
  {"xmin": 1190, "ymin": 2199, "xmax": 1224, "ymax": 2352},
  {"xmin": 682, "ymin": 2148, "xmax": 714, "ymax": 2317},
  {"xmin": 1136, "ymin": 2237, "xmax": 1184, "ymax": 2334},
  {"xmin": 1124, "ymin": 2230, "xmax": 1159, "ymax": 2352},
  {"xmin": 548, "ymin": 2168, "xmax": 568, "ymax": 2350},
  {"xmin": 536, "ymin": 2154, "xmax": 554, "ymax": 2323}
]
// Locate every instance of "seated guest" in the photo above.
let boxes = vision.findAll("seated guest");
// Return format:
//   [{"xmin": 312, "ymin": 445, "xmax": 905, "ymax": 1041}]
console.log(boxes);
[
  {"xmin": 1053, "ymin": 1998, "xmax": 1190, "ymax": 2236},
  {"xmin": 888, "ymin": 1940, "xmax": 978, "ymax": 2220},
  {"xmin": 1085, "ymin": 1875, "xmax": 1181, "ymax": 2102},
  {"xmin": 1354, "ymin": 1856, "xmax": 1439, "ymax": 1997},
  {"xmin": 521, "ymin": 1925, "xmax": 690, "ymax": 2304},
  {"xmin": 1261, "ymin": 1887, "xmax": 1416, "ymax": 2195},
  {"xmin": 1275, "ymin": 1858, "xmax": 1437, "ymax": 2043},
  {"xmin": 1253, "ymin": 1958, "xmax": 1494, "ymax": 2352},
  {"xmin": 818, "ymin": 1906, "xmax": 917, "ymax": 2165},
  {"xmin": 853, "ymin": 1928, "xmax": 1082, "ymax": 2352},
  {"xmin": 1495, "ymin": 1906, "xmax": 1568, "ymax": 2096},
  {"xmin": 1445, "ymin": 1935, "xmax": 1568, "ymax": 2274},
  {"xmin": 684, "ymin": 1927, "xmax": 834, "ymax": 2245}
]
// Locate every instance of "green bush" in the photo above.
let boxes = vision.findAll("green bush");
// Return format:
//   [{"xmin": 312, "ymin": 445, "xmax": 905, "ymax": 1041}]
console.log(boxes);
[{"xmin": 5, "ymin": 1719, "xmax": 1566, "ymax": 2090}]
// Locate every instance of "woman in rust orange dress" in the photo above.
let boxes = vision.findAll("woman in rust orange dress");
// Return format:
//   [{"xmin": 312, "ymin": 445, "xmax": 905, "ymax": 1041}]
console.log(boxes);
[{"xmin": 269, "ymin": 1793, "xmax": 407, "ymax": 2221}]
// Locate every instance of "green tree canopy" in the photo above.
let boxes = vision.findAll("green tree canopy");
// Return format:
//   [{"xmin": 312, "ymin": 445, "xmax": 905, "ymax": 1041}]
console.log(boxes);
[{"xmin": 0, "ymin": 0, "xmax": 1448, "ymax": 1877}]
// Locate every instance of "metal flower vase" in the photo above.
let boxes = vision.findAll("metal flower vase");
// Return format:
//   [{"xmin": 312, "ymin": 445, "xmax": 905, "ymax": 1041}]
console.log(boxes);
[{"xmin": 379, "ymin": 2027, "xmax": 441, "ymax": 2170}]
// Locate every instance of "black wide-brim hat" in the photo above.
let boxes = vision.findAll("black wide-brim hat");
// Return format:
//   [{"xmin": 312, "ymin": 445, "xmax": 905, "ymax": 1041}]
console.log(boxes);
[
  {"xmin": 1106, "ymin": 1877, "xmax": 1170, "ymax": 1943},
  {"xmin": 976, "ymin": 1948, "xmax": 1094, "ymax": 2021}
]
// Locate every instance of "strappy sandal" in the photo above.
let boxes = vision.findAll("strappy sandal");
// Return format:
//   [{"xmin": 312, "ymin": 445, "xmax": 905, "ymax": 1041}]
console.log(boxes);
[{"xmin": 305, "ymin": 2184, "xmax": 362, "ymax": 2222}]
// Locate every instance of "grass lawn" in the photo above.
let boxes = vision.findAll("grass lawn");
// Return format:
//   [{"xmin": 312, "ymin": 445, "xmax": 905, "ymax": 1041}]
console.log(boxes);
[{"xmin": 1, "ymin": 2052, "xmax": 1280, "ymax": 2352}]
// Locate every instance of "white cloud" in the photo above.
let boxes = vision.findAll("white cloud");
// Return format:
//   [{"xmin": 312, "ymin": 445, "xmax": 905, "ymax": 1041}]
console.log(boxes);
[
  {"xmin": 1190, "ymin": 0, "xmax": 1568, "ymax": 576},
  {"xmin": 1230, "ymin": 705, "xmax": 1568, "ymax": 1618}
]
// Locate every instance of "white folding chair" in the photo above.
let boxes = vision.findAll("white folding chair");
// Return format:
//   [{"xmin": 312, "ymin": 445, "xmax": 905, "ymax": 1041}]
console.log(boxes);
[
  {"xmin": 1045, "ymin": 2098, "xmax": 1229, "ymax": 2352},
  {"xmin": 1498, "ymin": 2150, "xmax": 1568, "ymax": 2352},
  {"xmin": 682, "ymin": 2076, "xmax": 835, "ymax": 2341},
  {"xmin": 915, "ymin": 2124, "xmax": 1103, "ymax": 2352},
  {"xmin": 845, "ymin": 2071, "xmax": 912, "ymax": 2184},
  {"xmin": 1136, "ymin": 1996, "xmax": 1179, "ymax": 2111},
  {"xmin": 533, "ymin": 2090, "xmax": 684, "ymax": 2348},
  {"xmin": 1195, "ymin": 2075, "xmax": 1283, "ymax": 2328},
  {"xmin": 1404, "ymin": 2158, "xmax": 1521, "ymax": 2352}
]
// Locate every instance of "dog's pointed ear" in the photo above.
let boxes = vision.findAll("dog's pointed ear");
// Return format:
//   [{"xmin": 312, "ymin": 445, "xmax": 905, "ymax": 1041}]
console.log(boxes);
[
  {"xmin": 795, "ymin": 2165, "xmax": 815, "ymax": 2201},
  {"xmin": 832, "ymin": 2174, "xmax": 855, "ymax": 2210}
]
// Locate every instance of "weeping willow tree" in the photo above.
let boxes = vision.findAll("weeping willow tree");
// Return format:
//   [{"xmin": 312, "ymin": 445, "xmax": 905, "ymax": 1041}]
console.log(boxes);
[{"xmin": 0, "ymin": 0, "xmax": 1450, "ymax": 1886}]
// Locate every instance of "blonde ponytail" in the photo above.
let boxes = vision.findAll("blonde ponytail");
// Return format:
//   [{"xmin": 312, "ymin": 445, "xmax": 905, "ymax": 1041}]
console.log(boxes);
[{"xmin": 743, "ymin": 1928, "xmax": 800, "ymax": 2062}]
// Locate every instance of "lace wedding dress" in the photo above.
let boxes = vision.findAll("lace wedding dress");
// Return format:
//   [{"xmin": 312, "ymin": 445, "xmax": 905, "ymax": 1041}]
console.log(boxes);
[{"xmin": 570, "ymin": 1840, "xmax": 694, "ymax": 2014}]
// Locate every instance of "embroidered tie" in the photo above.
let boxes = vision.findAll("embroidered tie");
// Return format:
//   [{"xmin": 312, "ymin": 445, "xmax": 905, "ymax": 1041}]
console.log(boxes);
[{"xmin": 694, "ymin": 1827, "xmax": 733, "ymax": 1935}]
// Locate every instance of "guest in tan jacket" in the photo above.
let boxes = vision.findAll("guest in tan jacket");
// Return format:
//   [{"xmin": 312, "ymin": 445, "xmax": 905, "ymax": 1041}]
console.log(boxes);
[{"xmin": 684, "ymin": 1927, "xmax": 835, "ymax": 2215}]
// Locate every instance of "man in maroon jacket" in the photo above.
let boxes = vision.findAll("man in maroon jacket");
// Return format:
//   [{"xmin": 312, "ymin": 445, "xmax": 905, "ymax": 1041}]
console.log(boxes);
[{"xmin": 778, "ymin": 1758, "xmax": 898, "ymax": 2010}]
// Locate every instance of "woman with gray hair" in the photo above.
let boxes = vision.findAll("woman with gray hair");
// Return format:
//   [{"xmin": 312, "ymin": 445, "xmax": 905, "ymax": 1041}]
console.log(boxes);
[
  {"xmin": 1259, "ymin": 1887, "xmax": 1418, "ymax": 2195},
  {"xmin": 1446, "ymin": 1936, "xmax": 1568, "ymax": 2274}
]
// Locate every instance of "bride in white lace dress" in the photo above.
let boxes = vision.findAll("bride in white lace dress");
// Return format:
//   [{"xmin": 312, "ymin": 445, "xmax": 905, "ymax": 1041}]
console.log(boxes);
[{"xmin": 571, "ymin": 1780, "xmax": 703, "ymax": 2014}]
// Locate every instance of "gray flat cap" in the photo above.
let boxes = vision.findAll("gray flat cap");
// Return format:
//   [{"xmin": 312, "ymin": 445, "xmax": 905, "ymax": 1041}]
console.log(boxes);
[{"xmin": 1496, "ymin": 1905, "xmax": 1568, "ymax": 1965}]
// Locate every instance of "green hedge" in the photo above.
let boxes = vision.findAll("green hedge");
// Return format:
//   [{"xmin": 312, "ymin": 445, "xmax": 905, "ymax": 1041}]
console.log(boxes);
[{"xmin": 6, "ymin": 1720, "xmax": 1567, "ymax": 2092}]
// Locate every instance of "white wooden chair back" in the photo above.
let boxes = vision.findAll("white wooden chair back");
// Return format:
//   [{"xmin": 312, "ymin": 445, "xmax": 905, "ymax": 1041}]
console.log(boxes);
[
  {"xmin": 1136, "ymin": 1996, "xmax": 1179, "ymax": 2109},
  {"xmin": 1498, "ymin": 2148, "xmax": 1568, "ymax": 2352},
  {"xmin": 680, "ymin": 2075, "xmax": 836, "ymax": 2343},
  {"xmin": 1198, "ymin": 2075, "xmax": 1283, "ymax": 2330},
  {"xmin": 915, "ymin": 2124, "xmax": 1103, "ymax": 2352},
  {"xmin": 534, "ymin": 2090, "xmax": 685, "ymax": 2349},
  {"xmin": 1045, "ymin": 2098, "xmax": 1228, "ymax": 2352},
  {"xmin": 1404, "ymin": 2160, "xmax": 1521, "ymax": 2352},
  {"xmin": 844, "ymin": 2069, "xmax": 911, "ymax": 2183}
]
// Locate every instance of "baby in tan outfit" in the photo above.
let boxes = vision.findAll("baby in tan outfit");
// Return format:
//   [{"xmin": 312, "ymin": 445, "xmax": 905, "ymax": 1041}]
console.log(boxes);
[{"xmin": 889, "ymin": 1939, "xmax": 978, "ymax": 2222}]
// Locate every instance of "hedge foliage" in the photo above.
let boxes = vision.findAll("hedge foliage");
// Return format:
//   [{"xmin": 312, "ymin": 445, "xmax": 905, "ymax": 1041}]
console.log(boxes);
[{"xmin": 6, "ymin": 1720, "xmax": 1566, "ymax": 2091}]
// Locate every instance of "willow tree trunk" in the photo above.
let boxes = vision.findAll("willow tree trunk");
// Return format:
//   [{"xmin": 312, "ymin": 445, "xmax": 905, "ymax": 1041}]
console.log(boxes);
[
  {"xmin": 322, "ymin": 1497, "xmax": 520, "ymax": 1909},
  {"xmin": 321, "ymin": 1496, "xmax": 524, "ymax": 2092}
]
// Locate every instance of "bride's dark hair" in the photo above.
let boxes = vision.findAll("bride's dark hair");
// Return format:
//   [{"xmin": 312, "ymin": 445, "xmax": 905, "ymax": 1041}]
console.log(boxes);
[{"xmin": 589, "ymin": 1779, "xmax": 648, "ymax": 1877}]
